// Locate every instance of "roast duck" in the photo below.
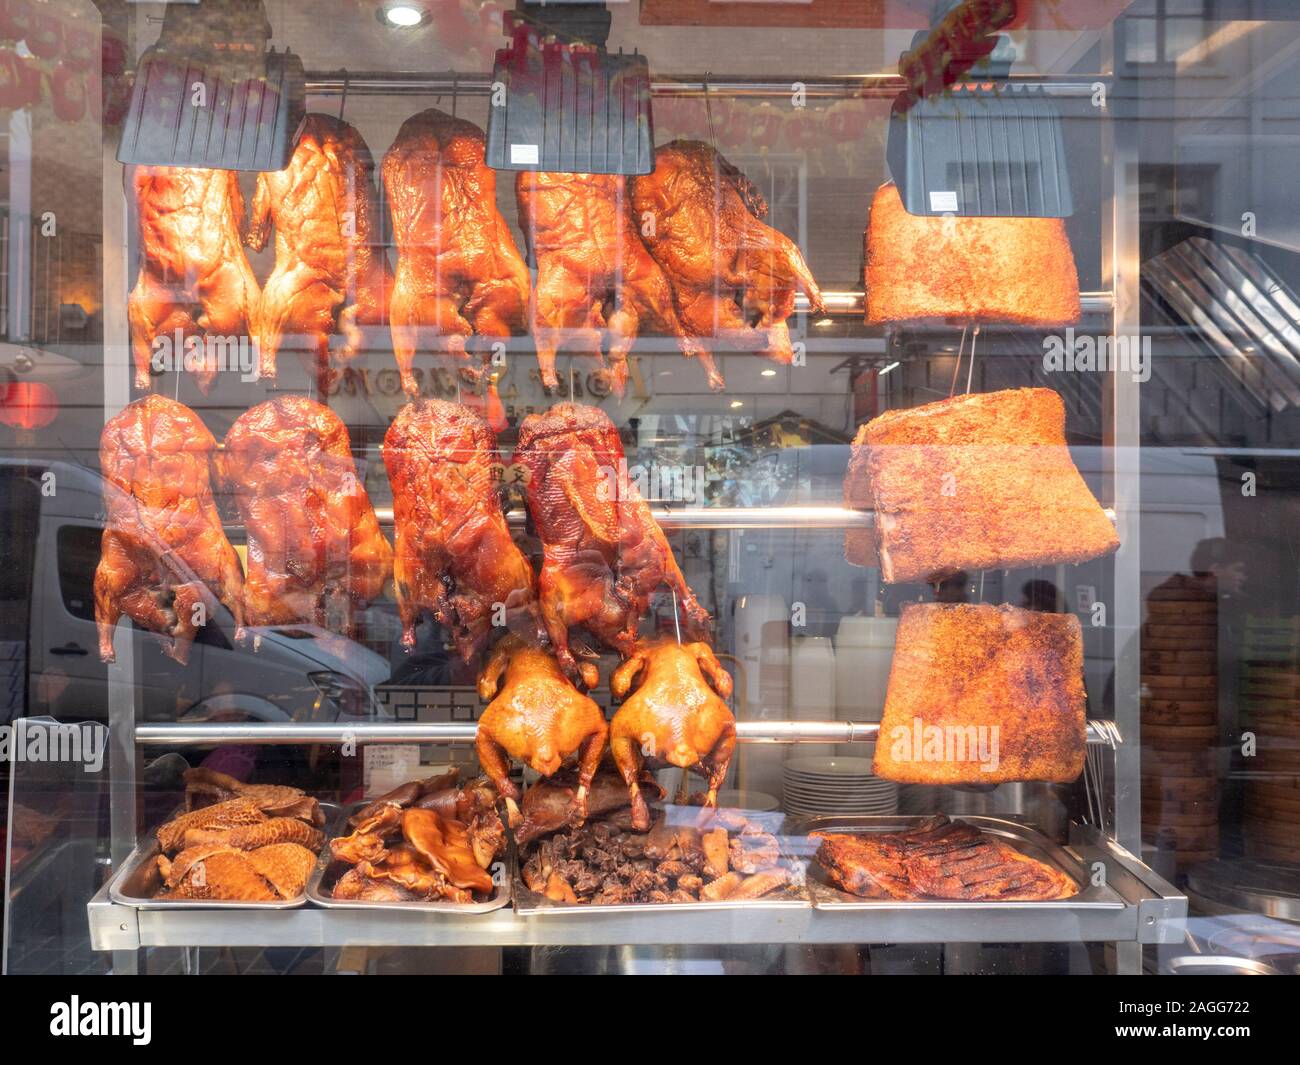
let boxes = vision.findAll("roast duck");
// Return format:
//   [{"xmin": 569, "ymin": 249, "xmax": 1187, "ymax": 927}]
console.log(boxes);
[
  {"xmin": 127, "ymin": 166, "xmax": 261, "ymax": 393},
  {"xmin": 382, "ymin": 108, "xmax": 531, "ymax": 395},
  {"xmin": 152, "ymin": 770, "xmax": 325, "ymax": 901},
  {"xmin": 610, "ymin": 638, "xmax": 737, "ymax": 830},
  {"xmin": 94, "ymin": 396, "xmax": 244, "ymax": 664},
  {"xmin": 844, "ymin": 388, "xmax": 1119, "ymax": 582},
  {"xmin": 383, "ymin": 399, "xmax": 544, "ymax": 662},
  {"xmin": 475, "ymin": 635, "xmax": 608, "ymax": 828},
  {"xmin": 218, "ymin": 396, "xmax": 392, "ymax": 635},
  {"xmin": 245, "ymin": 114, "xmax": 393, "ymax": 385},
  {"xmin": 630, "ymin": 140, "xmax": 825, "ymax": 367},
  {"xmin": 327, "ymin": 768, "xmax": 506, "ymax": 903},
  {"xmin": 813, "ymin": 816, "xmax": 1076, "ymax": 902},
  {"xmin": 515, "ymin": 403, "xmax": 711, "ymax": 684},
  {"xmin": 516, "ymin": 171, "xmax": 719, "ymax": 396}
]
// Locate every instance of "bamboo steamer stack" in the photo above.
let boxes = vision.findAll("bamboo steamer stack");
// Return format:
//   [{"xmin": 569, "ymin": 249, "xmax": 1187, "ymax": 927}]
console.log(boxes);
[
  {"xmin": 1240, "ymin": 617, "xmax": 1300, "ymax": 864},
  {"xmin": 1141, "ymin": 574, "xmax": 1219, "ymax": 867}
]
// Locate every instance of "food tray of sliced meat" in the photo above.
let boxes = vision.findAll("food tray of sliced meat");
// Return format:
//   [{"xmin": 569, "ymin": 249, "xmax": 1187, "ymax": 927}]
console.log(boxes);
[
  {"xmin": 514, "ymin": 801, "xmax": 811, "ymax": 915},
  {"xmin": 306, "ymin": 771, "xmax": 511, "ymax": 914},
  {"xmin": 789, "ymin": 815, "xmax": 1127, "ymax": 911},
  {"xmin": 108, "ymin": 770, "xmax": 333, "ymax": 910}
]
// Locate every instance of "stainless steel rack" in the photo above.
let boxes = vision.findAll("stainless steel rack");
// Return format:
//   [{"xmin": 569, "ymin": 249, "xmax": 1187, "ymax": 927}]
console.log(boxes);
[{"xmin": 84, "ymin": 23, "xmax": 1167, "ymax": 971}]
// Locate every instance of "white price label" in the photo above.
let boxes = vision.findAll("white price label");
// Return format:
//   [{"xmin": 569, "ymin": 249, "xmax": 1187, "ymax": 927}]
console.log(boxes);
[
  {"xmin": 511, "ymin": 143, "xmax": 539, "ymax": 165},
  {"xmin": 929, "ymin": 190, "xmax": 959, "ymax": 213}
]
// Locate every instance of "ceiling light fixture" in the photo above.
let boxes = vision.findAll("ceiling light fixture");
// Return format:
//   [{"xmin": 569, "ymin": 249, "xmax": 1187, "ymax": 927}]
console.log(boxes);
[
  {"xmin": 378, "ymin": 2, "xmax": 429, "ymax": 28},
  {"xmin": 730, "ymin": 400, "xmax": 744, "ymax": 409},
  {"xmin": 878, "ymin": 361, "xmax": 901, "ymax": 376},
  {"xmin": 760, "ymin": 369, "xmax": 777, "ymax": 377}
]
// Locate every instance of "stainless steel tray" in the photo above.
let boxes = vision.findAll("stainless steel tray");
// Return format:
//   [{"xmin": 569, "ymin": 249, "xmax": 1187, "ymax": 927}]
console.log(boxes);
[
  {"xmin": 306, "ymin": 802, "xmax": 511, "ymax": 915},
  {"xmin": 786, "ymin": 814, "xmax": 1128, "ymax": 911},
  {"xmin": 513, "ymin": 807, "xmax": 812, "ymax": 916},
  {"xmin": 107, "ymin": 801, "xmax": 338, "ymax": 911}
]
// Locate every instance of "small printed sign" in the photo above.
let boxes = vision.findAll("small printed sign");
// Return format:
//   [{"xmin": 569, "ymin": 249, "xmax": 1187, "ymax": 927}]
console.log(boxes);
[
  {"xmin": 510, "ymin": 143, "xmax": 539, "ymax": 165},
  {"xmin": 929, "ymin": 189, "xmax": 959, "ymax": 212}
]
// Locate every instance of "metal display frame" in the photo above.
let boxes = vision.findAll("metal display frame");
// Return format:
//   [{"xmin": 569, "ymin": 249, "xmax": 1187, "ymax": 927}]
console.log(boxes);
[{"xmin": 81, "ymin": 23, "xmax": 1181, "ymax": 973}]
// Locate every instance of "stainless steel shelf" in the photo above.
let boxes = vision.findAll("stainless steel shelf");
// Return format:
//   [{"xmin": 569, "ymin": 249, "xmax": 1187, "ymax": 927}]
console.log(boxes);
[
  {"xmin": 132, "ymin": 720, "xmax": 1120, "ymax": 748},
  {"xmin": 84, "ymin": 826, "xmax": 1182, "ymax": 951},
  {"xmin": 305, "ymin": 72, "xmax": 1108, "ymax": 100},
  {"xmin": 801, "ymin": 290, "xmax": 1114, "ymax": 317}
]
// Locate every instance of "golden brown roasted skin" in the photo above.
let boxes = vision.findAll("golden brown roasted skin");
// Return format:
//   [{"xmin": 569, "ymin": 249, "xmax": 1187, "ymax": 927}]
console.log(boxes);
[
  {"xmin": 475, "ymin": 634, "xmax": 608, "ymax": 827},
  {"xmin": 383, "ymin": 399, "xmax": 543, "ymax": 662},
  {"xmin": 157, "ymin": 842, "xmax": 317, "ymax": 901},
  {"xmin": 246, "ymin": 114, "xmax": 393, "ymax": 384},
  {"xmin": 865, "ymin": 182, "xmax": 1082, "ymax": 326},
  {"xmin": 856, "ymin": 388, "xmax": 1120, "ymax": 583},
  {"xmin": 94, "ymin": 396, "xmax": 244, "ymax": 665},
  {"xmin": 630, "ymin": 140, "xmax": 825, "ymax": 365},
  {"xmin": 127, "ymin": 166, "xmax": 261, "ymax": 393},
  {"xmin": 610, "ymin": 638, "xmax": 737, "ymax": 830},
  {"xmin": 181, "ymin": 767, "xmax": 325, "ymax": 824},
  {"xmin": 873, "ymin": 603, "xmax": 1087, "ymax": 785},
  {"xmin": 516, "ymin": 403, "xmax": 711, "ymax": 683},
  {"xmin": 516, "ymin": 171, "xmax": 720, "ymax": 395},
  {"xmin": 382, "ymin": 109, "xmax": 530, "ymax": 395},
  {"xmin": 218, "ymin": 396, "xmax": 392, "ymax": 634}
]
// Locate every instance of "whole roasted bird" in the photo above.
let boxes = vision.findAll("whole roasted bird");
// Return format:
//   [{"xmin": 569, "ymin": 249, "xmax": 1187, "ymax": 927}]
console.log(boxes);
[
  {"xmin": 127, "ymin": 166, "xmax": 261, "ymax": 393},
  {"xmin": 610, "ymin": 638, "xmax": 737, "ymax": 830},
  {"xmin": 245, "ymin": 114, "xmax": 393, "ymax": 385},
  {"xmin": 218, "ymin": 396, "xmax": 392, "ymax": 635},
  {"xmin": 516, "ymin": 171, "xmax": 720, "ymax": 395},
  {"xmin": 475, "ymin": 634, "xmax": 608, "ymax": 828},
  {"xmin": 630, "ymin": 140, "xmax": 825, "ymax": 365},
  {"xmin": 515, "ymin": 403, "xmax": 711, "ymax": 683},
  {"xmin": 94, "ymin": 396, "xmax": 244, "ymax": 664},
  {"xmin": 382, "ymin": 108, "xmax": 530, "ymax": 395},
  {"xmin": 383, "ymin": 399, "xmax": 543, "ymax": 662}
]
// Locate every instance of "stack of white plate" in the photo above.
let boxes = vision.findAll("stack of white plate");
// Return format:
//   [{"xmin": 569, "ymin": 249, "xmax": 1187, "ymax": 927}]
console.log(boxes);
[{"xmin": 782, "ymin": 754, "xmax": 898, "ymax": 817}]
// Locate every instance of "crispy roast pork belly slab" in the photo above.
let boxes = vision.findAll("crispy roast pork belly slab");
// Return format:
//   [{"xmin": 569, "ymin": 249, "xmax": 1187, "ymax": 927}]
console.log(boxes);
[
  {"xmin": 846, "ymin": 387, "xmax": 1118, "ymax": 583},
  {"xmin": 873, "ymin": 603, "xmax": 1087, "ymax": 785},
  {"xmin": 864, "ymin": 182, "xmax": 1081, "ymax": 327}
]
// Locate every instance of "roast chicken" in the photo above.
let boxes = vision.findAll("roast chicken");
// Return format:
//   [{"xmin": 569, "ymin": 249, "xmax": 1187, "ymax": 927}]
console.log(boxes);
[
  {"xmin": 475, "ymin": 634, "xmax": 608, "ymax": 828},
  {"xmin": 515, "ymin": 403, "xmax": 711, "ymax": 683},
  {"xmin": 246, "ymin": 114, "xmax": 393, "ymax": 385},
  {"xmin": 218, "ymin": 396, "xmax": 392, "ymax": 635},
  {"xmin": 609, "ymin": 638, "xmax": 737, "ymax": 830},
  {"xmin": 127, "ymin": 166, "xmax": 261, "ymax": 393},
  {"xmin": 382, "ymin": 108, "xmax": 530, "ymax": 395},
  {"xmin": 94, "ymin": 396, "xmax": 244, "ymax": 664},
  {"xmin": 630, "ymin": 140, "xmax": 825, "ymax": 365},
  {"xmin": 383, "ymin": 399, "xmax": 543, "ymax": 662},
  {"xmin": 516, "ymin": 171, "xmax": 720, "ymax": 396}
]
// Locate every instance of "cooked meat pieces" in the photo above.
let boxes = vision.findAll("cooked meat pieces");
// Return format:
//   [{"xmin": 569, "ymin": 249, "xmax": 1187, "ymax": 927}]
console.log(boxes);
[
  {"xmin": 872, "ymin": 603, "xmax": 1087, "ymax": 785},
  {"xmin": 630, "ymin": 140, "xmax": 825, "ymax": 365},
  {"xmin": 515, "ymin": 765, "xmax": 664, "ymax": 846},
  {"xmin": 812, "ymin": 817, "xmax": 1078, "ymax": 902},
  {"xmin": 348, "ymin": 767, "xmax": 460, "ymax": 826},
  {"xmin": 182, "ymin": 768, "xmax": 325, "ymax": 825},
  {"xmin": 515, "ymin": 403, "xmax": 711, "ymax": 683},
  {"xmin": 848, "ymin": 388, "xmax": 1119, "ymax": 583},
  {"xmin": 94, "ymin": 397, "xmax": 244, "ymax": 665},
  {"xmin": 332, "ymin": 868, "xmax": 421, "ymax": 902},
  {"xmin": 218, "ymin": 397, "xmax": 392, "ymax": 634},
  {"xmin": 182, "ymin": 817, "xmax": 324, "ymax": 853},
  {"xmin": 520, "ymin": 811, "xmax": 791, "ymax": 905},
  {"xmin": 384, "ymin": 399, "xmax": 543, "ymax": 662},
  {"xmin": 475, "ymin": 634, "xmax": 608, "ymax": 827},
  {"xmin": 127, "ymin": 166, "xmax": 261, "ymax": 393},
  {"xmin": 401, "ymin": 808, "xmax": 495, "ymax": 894},
  {"xmin": 864, "ymin": 182, "xmax": 1081, "ymax": 327},
  {"xmin": 155, "ymin": 799, "xmax": 266, "ymax": 854},
  {"xmin": 516, "ymin": 170, "xmax": 720, "ymax": 395},
  {"xmin": 156, "ymin": 842, "xmax": 317, "ymax": 901},
  {"xmin": 383, "ymin": 108, "xmax": 530, "ymax": 395},
  {"xmin": 246, "ymin": 114, "xmax": 393, "ymax": 382},
  {"xmin": 610, "ymin": 638, "xmax": 736, "ymax": 830}
]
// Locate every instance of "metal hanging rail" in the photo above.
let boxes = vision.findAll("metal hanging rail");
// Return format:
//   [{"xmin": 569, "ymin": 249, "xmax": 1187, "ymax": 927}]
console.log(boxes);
[
  {"xmin": 133, "ymin": 720, "xmax": 1120, "ymax": 748},
  {"xmin": 304, "ymin": 72, "xmax": 1108, "ymax": 99}
]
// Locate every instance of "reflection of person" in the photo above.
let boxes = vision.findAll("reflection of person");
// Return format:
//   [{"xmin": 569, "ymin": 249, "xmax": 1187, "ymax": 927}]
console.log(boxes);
[
  {"xmin": 934, "ymin": 571, "xmax": 969, "ymax": 604},
  {"xmin": 1190, "ymin": 537, "xmax": 1245, "ymax": 597},
  {"xmin": 1021, "ymin": 579, "xmax": 1061, "ymax": 612}
]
